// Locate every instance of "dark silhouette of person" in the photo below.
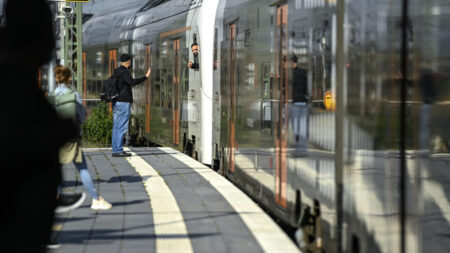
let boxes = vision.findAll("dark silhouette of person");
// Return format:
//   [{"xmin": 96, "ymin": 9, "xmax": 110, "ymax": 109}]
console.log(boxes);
[
  {"xmin": 188, "ymin": 42, "xmax": 200, "ymax": 70},
  {"xmin": 290, "ymin": 55, "xmax": 309, "ymax": 149},
  {"xmin": 0, "ymin": 0, "xmax": 77, "ymax": 252},
  {"xmin": 418, "ymin": 67, "xmax": 437, "ymax": 150},
  {"xmin": 291, "ymin": 55, "xmax": 308, "ymax": 103}
]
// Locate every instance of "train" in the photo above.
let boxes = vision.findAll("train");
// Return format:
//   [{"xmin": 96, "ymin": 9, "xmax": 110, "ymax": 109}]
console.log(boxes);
[{"xmin": 78, "ymin": 0, "xmax": 449, "ymax": 252}]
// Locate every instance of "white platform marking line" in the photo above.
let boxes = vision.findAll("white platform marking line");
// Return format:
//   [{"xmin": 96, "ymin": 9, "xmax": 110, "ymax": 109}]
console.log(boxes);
[
  {"xmin": 124, "ymin": 149, "xmax": 193, "ymax": 253},
  {"xmin": 164, "ymin": 148, "xmax": 301, "ymax": 253}
]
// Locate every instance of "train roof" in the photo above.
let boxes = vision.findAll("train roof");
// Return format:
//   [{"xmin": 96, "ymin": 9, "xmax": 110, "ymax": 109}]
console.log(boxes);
[
  {"xmin": 83, "ymin": 0, "xmax": 196, "ymax": 46},
  {"xmin": 132, "ymin": 0, "xmax": 193, "ymax": 29},
  {"xmin": 83, "ymin": 6, "xmax": 140, "ymax": 46},
  {"xmin": 82, "ymin": 0, "xmax": 148, "ymax": 15}
]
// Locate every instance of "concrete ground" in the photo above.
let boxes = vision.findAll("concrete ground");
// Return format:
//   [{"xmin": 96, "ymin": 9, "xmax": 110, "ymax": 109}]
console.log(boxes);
[{"xmin": 49, "ymin": 147, "xmax": 300, "ymax": 253}]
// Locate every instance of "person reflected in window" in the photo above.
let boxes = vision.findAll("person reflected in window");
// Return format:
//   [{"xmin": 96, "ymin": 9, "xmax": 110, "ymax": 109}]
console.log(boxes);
[
  {"xmin": 188, "ymin": 42, "xmax": 199, "ymax": 70},
  {"xmin": 290, "ymin": 55, "xmax": 309, "ymax": 151}
]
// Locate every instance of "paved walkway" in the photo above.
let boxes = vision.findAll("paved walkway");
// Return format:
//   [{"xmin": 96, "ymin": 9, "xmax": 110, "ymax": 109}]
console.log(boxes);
[{"xmin": 50, "ymin": 147, "xmax": 300, "ymax": 253}]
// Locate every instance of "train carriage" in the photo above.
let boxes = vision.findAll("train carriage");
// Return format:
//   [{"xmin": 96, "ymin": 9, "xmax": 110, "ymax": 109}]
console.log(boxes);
[
  {"xmin": 80, "ymin": 0, "xmax": 450, "ymax": 252},
  {"xmin": 213, "ymin": 0, "xmax": 450, "ymax": 252},
  {"xmin": 83, "ymin": 0, "xmax": 219, "ymax": 165}
]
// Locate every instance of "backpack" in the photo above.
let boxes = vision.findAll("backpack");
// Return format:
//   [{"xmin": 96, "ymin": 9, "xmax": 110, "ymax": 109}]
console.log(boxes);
[
  {"xmin": 47, "ymin": 89, "xmax": 77, "ymax": 121},
  {"xmin": 100, "ymin": 70, "xmax": 125, "ymax": 102}
]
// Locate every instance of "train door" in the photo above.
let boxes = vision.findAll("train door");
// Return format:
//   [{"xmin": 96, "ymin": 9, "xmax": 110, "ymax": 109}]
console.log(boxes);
[
  {"xmin": 275, "ymin": 4, "xmax": 288, "ymax": 208},
  {"xmin": 228, "ymin": 23, "xmax": 237, "ymax": 173},
  {"xmin": 108, "ymin": 49, "xmax": 118, "ymax": 112},
  {"xmin": 172, "ymin": 39, "xmax": 180, "ymax": 145},
  {"xmin": 83, "ymin": 52, "xmax": 87, "ymax": 106},
  {"xmin": 145, "ymin": 44, "xmax": 152, "ymax": 134}
]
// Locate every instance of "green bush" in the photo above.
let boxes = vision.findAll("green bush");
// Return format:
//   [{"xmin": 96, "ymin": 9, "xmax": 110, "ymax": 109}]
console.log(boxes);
[{"xmin": 82, "ymin": 102, "xmax": 112, "ymax": 146}]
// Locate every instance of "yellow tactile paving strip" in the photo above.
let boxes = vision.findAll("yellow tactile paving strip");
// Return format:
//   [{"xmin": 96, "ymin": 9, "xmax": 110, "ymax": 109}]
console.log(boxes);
[{"xmin": 124, "ymin": 148, "xmax": 193, "ymax": 253}]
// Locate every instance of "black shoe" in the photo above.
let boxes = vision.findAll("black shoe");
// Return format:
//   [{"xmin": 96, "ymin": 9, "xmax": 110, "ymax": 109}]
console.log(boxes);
[
  {"xmin": 112, "ymin": 152, "xmax": 131, "ymax": 157},
  {"xmin": 55, "ymin": 192, "xmax": 86, "ymax": 213}
]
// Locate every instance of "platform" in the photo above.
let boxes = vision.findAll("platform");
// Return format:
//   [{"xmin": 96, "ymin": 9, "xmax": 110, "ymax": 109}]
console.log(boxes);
[{"xmin": 50, "ymin": 147, "xmax": 300, "ymax": 253}]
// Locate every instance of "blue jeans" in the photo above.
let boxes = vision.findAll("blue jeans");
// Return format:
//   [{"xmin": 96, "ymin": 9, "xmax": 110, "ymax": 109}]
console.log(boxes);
[
  {"xmin": 58, "ymin": 152, "xmax": 99, "ymax": 200},
  {"xmin": 112, "ymin": 102, "xmax": 131, "ymax": 153},
  {"xmin": 74, "ymin": 152, "xmax": 99, "ymax": 200},
  {"xmin": 419, "ymin": 104, "xmax": 432, "ymax": 149},
  {"xmin": 290, "ymin": 102, "xmax": 309, "ymax": 149}
]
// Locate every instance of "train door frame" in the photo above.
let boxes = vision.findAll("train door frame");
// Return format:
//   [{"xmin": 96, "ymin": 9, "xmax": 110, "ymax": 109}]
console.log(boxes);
[
  {"xmin": 145, "ymin": 44, "xmax": 152, "ymax": 134},
  {"xmin": 108, "ymin": 49, "xmax": 118, "ymax": 78},
  {"xmin": 172, "ymin": 39, "xmax": 181, "ymax": 145},
  {"xmin": 275, "ymin": 3, "xmax": 288, "ymax": 208},
  {"xmin": 108, "ymin": 49, "xmax": 118, "ymax": 112},
  {"xmin": 228, "ymin": 23, "xmax": 237, "ymax": 173}
]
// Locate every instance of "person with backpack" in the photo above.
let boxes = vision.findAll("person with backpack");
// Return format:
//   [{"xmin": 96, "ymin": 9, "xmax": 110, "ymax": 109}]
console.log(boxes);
[
  {"xmin": 111, "ymin": 54, "xmax": 151, "ymax": 157},
  {"xmin": 52, "ymin": 65, "xmax": 112, "ymax": 210}
]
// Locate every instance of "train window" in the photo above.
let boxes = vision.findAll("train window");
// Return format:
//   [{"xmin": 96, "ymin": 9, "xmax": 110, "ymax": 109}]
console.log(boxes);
[
  {"xmin": 167, "ymin": 70, "xmax": 172, "ymax": 109},
  {"xmin": 308, "ymin": 17, "xmax": 332, "ymax": 104},
  {"xmin": 261, "ymin": 63, "xmax": 271, "ymax": 99},
  {"xmin": 213, "ymin": 28, "xmax": 218, "ymax": 70},
  {"xmin": 153, "ymin": 70, "xmax": 160, "ymax": 106},
  {"xmin": 181, "ymin": 49, "xmax": 189, "ymax": 92},
  {"xmin": 245, "ymin": 29, "xmax": 251, "ymax": 47},
  {"xmin": 154, "ymin": 84, "xmax": 160, "ymax": 106},
  {"xmin": 119, "ymin": 45, "xmax": 128, "ymax": 55},
  {"xmin": 160, "ymin": 41, "xmax": 167, "ymax": 57},
  {"xmin": 160, "ymin": 69, "xmax": 166, "ymax": 107},
  {"xmin": 260, "ymin": 62, "xmax": 272, "ymax": 134},
  {"xmin": 97, "ymin": 80, "xmax": 101, "ymax": 94},
  {"xmin": 95, "ymin": 52, "xmax": 103, "ymax": 64},
  {"xmin": 247, "ymin": 63, "xmax": 255, "ymax": 92}
]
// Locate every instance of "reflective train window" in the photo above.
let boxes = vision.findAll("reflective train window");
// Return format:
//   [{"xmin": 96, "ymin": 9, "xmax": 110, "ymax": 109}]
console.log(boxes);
[
  {"xmin": 245, "ymin": 29, "xmax": 251, "ymax": 47},
  {"xmin": 261, "ymin": 63, "xmax": 271, "ymax": 99},
  {"xmin": 97, "ymin": 80, "xmax": 102, "ymax": 95},
  {"xmin": 311, "ymin": 17, "xmax": 332, "ymax": 106},
  {"xmin": 260, "ymin": 63, "xmax": 272, "ymax": 132},
  {"xmin": 291, "ymin": 18, "xmax": 310, "ymax": 103},
  {"xmin": 214, "ymin": 28, "xmax": 218, "ymax": 70},
  {"xmin": 95, "ymin": 52, "xmax": 103, "ymax": 64},
  {"xmin": 160, "ymin": 69, "xmax": 166, "ymax": 108},
  {"xmin": 153, "ymin": 69, "xmax": 160, "ymax": 107},
  {"xmin": 160, "ymin": 41, "xmax": 168, "ymax": 57},
  {"xmin": 119, "ymin": 45, "xmax": 128, "ymax": 56},
  {"xmin": 167, "ymin": 70, "xmax": 172, "ymax": 109},
  {"xmin": 182, "ymin": 49, "xmax": 189, "ymax": 92}
]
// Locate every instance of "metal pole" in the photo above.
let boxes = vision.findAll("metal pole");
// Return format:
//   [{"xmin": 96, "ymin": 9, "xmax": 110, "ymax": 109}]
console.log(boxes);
[
  {"xmin": 335, "ymin": 1, "xmax": 345, "ymax": 253},
  {"xmin": 400, "ymin": 0, "xmax": 409, "ymax": 252},
  {"xmin": 64, "ymin": 1, "xmax": 69, "ymax": 68},
  {"xmin": 59, "ymin": 5, "xmax": 65, "ymax": 66},
  {"xmin": 75, "ymin": 2, "xmax": 83, "ymax": 96}
]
